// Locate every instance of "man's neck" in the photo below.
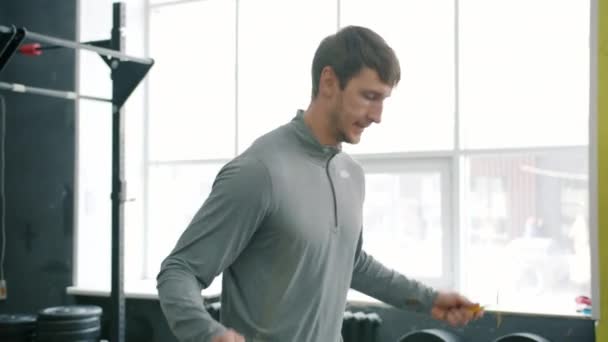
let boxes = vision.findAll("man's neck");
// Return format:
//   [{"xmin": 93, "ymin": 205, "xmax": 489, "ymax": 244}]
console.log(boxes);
[{"xmin": 303, "ymin": 103, "xmax": 338, "ymax": 146}]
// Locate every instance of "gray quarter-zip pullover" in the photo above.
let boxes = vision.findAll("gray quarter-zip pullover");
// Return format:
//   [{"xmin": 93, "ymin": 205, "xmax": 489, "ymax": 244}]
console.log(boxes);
[{"xmin": 157, "ymin": 110, "xmax": 438, "ymax": 342}]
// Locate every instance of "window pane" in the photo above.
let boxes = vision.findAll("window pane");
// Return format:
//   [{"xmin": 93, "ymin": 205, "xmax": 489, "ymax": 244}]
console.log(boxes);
[
  {"xmin": 340, "ymin": 0, "xmax": 455, "ymax": 154},
  {"xmin": 148, "ymin": 0, "xmax": 236, "ymax": 161},
  {"xmin": 461, "ymin": 149, "xmax": 590, "ymax": 314},
  {"xmin": 76, "ymin": 100, "xmax": 112, "ymax": 291},
  {"xmin": 149, "ymin": 0, "xmax": 180, "ymax": 4},
  {"xmin": 459, "ymin": 0, "xmax": 590, "ymax": 149},
  {"xmin": 237, "ymin": 0, "xmax": 337, "ymax": 152},
  {"xmin": 78, "ymin": 0, "xmax": 112, "ymax": 101},
  {"xmin": 349, "ymin": 159, "xmax": 452, "ymax": 302},
  {"xmin": 362, "ymin": 172, "xmax": 445, "ymax": 278},
  {"xmin": 77, "ymin": 0, "xmax": 148, "ymax": 291},
  {"xmin": 145, "ymin": 163, "xmax": 224, "ymax": 281}
]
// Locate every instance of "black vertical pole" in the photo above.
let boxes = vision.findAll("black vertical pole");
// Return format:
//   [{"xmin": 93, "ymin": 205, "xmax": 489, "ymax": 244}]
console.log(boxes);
[{"xmin": 110, "ymin": 2, "xmax": 126, "ymax": 342}]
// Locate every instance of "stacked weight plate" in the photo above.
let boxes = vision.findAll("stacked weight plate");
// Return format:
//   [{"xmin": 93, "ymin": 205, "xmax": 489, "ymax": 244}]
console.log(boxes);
[
  {"xmin": 36, "ymin": 305, "xmax": 102, "ymax": 342},
  {"xmin": 0, "ymin": 314, "xmax": 37, "ymax": 342},
  {"xmin": 399, "ymin": 328, "xmax": 461, "ymax": 342}
]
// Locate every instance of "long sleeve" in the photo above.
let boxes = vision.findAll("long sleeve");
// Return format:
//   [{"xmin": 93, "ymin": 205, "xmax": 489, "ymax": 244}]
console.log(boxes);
[
  {"xmin": 156, "ymin": 155, "xmax": 274, "ymax": 342},
  {"xmin": 350, "ymin": 232, "xmax": 438, "ymax": 314}
]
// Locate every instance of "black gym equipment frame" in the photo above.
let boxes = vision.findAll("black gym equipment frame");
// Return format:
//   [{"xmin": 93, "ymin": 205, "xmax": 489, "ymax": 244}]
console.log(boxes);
[{"xmin": 0, "ymin": 3, "xmax": 154, "ymax": 342}]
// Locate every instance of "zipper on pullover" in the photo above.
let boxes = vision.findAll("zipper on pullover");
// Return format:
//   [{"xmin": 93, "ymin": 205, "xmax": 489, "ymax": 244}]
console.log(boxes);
[{"xmin": 325, "ymin": 154, "xmax": 338, "ymax": 230}]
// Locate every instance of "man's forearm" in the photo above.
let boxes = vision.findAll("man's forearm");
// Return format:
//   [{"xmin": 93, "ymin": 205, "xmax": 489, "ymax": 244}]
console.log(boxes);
[
  {"xmin": 157, "ymin": 264, "xmax": 226, "ymax": 342},
  {"xmin": 351, "ymin": 250, "xmax": 438, "ymax": 313}
]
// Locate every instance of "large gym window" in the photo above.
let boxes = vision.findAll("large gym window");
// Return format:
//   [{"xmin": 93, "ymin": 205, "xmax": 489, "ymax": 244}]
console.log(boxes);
[{"xmin": 74, "ymin": 0, "xmax": 592, "ymax": 315}]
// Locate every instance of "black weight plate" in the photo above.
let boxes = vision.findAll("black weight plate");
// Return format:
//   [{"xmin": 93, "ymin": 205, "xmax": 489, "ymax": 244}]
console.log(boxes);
[
  {"xmin": 0, "ymin": 314, "xmax": 36, "ymax": 326},
  {"xmin": 399, "ymin": 328, "xmax": 462, "ymax": 342},
  {"xmin": 36, "ymin": 325, "xmax": 100, "ymax": 342},
  {"xmin": 0, "ymin": 314, "xmax": 36, "ymax": 336},
  {"xmin": 493, "ymin": 332, "xmax": 550, "ymax": 342},
  {"xmin": 0, "ymin": 328, "xmax": 35, "ymax": 336},
  {"xmin": 0, "ymin": 337, "xmax": 34, "ymax": 342},
  {"xmin": 37, "ymin": 316, "xmax": 100, "ymax": 332},
  {"xmin": 38, "ymin": 305, "xmax": 102, "ymax": 321},
  {"xmin": 0, "ymin": 325, "xmax": 35, "ymax": 335}
]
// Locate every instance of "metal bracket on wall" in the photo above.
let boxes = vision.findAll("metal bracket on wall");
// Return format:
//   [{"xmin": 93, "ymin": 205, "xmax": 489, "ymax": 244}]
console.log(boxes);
[
  {"xmin": 0, "ymin": 26, "xmax": 153, "ymax": 110},
  {"xmin": 0, "ymin": 25, "xmax": 26, "ymax": 74}
]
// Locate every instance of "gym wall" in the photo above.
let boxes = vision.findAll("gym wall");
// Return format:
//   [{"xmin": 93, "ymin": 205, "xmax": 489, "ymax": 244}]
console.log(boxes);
[{"xmin": 0, "ymin": 0, "xmax": 76, "ymax": 314}]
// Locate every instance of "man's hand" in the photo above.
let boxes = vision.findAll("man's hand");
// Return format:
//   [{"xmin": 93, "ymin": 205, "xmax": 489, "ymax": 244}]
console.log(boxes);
[
  {"xmin": 211, "ymin": 329, "xmax": 245, "ymax": 342},
  {"xmin": 431, "ymin": 291, "xmax": 484, "ymax": 327}
]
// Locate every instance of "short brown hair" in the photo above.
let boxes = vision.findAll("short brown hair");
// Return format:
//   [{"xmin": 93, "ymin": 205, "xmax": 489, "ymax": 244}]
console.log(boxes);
[{"xmin": 311, "ymin": 26, "xmax": 401, "ymax": 98}]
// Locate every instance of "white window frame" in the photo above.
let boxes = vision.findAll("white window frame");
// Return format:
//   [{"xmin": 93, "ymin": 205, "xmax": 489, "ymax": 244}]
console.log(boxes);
[
  {"xmin": 70, "ymin": 0, "xmax": 599, "ymax": 318},
  {"xmin": 354, "ymin": 155, "xmax": 454, "ymax": 291}
]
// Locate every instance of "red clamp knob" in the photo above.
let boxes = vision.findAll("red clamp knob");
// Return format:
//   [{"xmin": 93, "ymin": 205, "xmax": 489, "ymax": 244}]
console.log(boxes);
[{"xmin": 19, "ymin": 43, "xmax": 42, "ymax": 56}]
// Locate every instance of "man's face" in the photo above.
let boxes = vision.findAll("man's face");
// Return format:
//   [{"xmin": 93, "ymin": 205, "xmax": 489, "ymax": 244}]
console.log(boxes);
[{"xmin": 330, "ymin": 67, "xmax": 393, "ymax": 144}]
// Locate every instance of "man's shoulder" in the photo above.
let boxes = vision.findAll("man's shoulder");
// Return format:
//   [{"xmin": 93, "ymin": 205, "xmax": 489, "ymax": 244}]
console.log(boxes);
[{"xmin": 244, "ymin": 123, "xmax": 294, "ymax": 158}]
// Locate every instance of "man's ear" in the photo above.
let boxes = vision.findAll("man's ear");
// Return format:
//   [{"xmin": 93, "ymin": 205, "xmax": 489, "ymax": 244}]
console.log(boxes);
[{"xmin": 319, "ymin": 66, "xmax": 338, "ymax": 97}]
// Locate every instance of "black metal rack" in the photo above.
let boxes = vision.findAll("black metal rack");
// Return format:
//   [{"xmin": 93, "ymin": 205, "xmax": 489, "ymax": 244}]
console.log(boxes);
[{"xmin": 0, "ymin": 3, "xmax": 154, "ymax": 342}]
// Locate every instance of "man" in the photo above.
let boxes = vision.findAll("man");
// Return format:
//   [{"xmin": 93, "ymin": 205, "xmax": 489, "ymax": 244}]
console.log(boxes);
[{"xmin": 157, "ymin": 25, "xmax": 483, "ymax": 342}]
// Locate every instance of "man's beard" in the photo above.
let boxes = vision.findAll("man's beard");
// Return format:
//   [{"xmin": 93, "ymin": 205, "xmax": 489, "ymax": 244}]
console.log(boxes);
[{"xmin": 329, "ymin": 109, "xmax": 350, "ymax": 144}]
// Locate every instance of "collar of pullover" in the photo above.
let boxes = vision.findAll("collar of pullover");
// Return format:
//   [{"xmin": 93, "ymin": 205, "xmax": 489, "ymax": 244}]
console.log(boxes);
[{"xmin": 290, "ymin": 109, "xmax": 341, "ymax": 162}]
